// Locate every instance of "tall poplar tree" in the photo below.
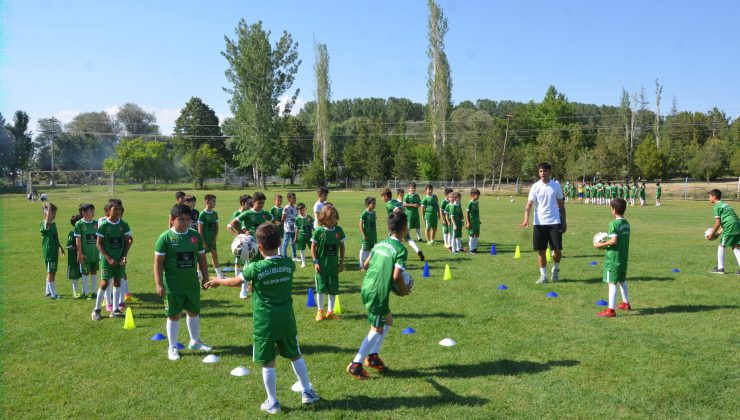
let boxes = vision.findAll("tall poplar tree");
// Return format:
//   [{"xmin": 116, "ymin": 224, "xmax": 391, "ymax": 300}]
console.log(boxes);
[
  {"xmin": 426, "ymin": 0, "xmax": 451, "ymax": 151},
  {"xmin": 314, "ymin": 42, "xmax": 331, "ymax": 173}
]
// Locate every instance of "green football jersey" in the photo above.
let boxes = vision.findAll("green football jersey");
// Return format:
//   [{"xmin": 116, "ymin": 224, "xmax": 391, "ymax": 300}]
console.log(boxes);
[
  {"xmin": 198, "ymin": 209, "xmax": 219, "ymax": 244},
  {"xmin": 360, "ymin": 237, "xmax": 408, "ymax": 315},
  {"xmin": 440, "ymin": 199, "xmax": 450, "ymax": 223},
  {"xmin": 447, "ymin": 202, "xmax": 464, "ymax": 227},
  {"xmin": 311, "ymin": 226, "xmax": 346, "ymax": 276},
  {"xmin": 403, "ymin": 193, "xmax": 421, "ymax": 222},
  {"xmin": 467, "ymin": 199, "xmax": 480, "ymax": 225},
  {"xmin": 232, "ymin": 209, "xmax": 246, "ymax": 230},
  {"xmin": 155, "ymin": 228, "xmax": 204, "ymax": 294},
  {"xmin": 295, "ymin": 215, "xmax": 314, "ymax": 239},
  {"xmin": 236, "ymin": 209, "xmax": 274, "ymax": 235},
  {"xmin": 713, "ymin": 201, "xmax": 740, "ymax": 235},
  {"xmin": 66, "ymin": 230, "xmax": 82, "ymax": 279},
  {"xmin": 74, "ymin": 219, "xmax": 99, "ymax": 260},
  {"xmin": 656, "ymin": 186, "xmax": 662, "ymax": 198},
  {"xmin": 596, "ymin": 183, "xmax": 604, "ymax": 196},
  {"xmin": 360, "ymin": 210, "xmax": 377, "ymax": 244},
  {"xmin": 96, "ymin": 218, "xmax": 132, "ymax": 261},
  {"xmin": 386, "ymin": 199, "xmax": 402, "ymax": 216},
  {"xmin": 421, "ymin": 195, "xmax": 439, "ymax": 220},
  {"xmin": 270, "ymin": 206, "xmax": 283, "ymax": 224},
  {"xmin": 242, "ymin": 256, "xmax": 297, "ymax": 340},
  {"xmin": 638, "ymin": 186, "xmax": 646, "ymax": 199},
  {"xmin": 604, "ymin": 218, "xmax": 630, "ymax": 273},
  {"xmin": 40, "ymin": 221, "xmax": 60, "ymax": 261}
]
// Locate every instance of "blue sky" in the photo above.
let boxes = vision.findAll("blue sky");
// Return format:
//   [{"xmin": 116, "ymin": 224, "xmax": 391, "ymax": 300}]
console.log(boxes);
[{"xmin": 1, "ymin": 0, "xmax": 738, "ymax": 134}]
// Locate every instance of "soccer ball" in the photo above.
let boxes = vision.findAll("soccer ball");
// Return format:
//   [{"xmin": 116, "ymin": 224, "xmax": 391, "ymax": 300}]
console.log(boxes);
[
  {"xmin": 593, "ymin": 232, "xmax": 608, "ymax": 245},
  {"xmin": 704, "ymin": 228, "xmax": 719, "ymax": 240},
  {"xmin": 391, "ymin": 271, "xmax": 414, "ymax": 296},
  {"xmin": 230, "ymin": 234, "xmax": 258, "ymax": 260}
]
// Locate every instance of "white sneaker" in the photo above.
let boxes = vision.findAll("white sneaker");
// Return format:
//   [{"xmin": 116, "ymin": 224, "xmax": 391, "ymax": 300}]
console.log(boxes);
[
  {"xmin": 91, "ymin": 309, "xmax": 102, "ymax": 321},
  {"xmin": 551, "ymin": 269, "xmax": 560, "ymax": 282},
  {"xmin": 168, "ymin": 347, "xmax": 181, "ymax": 361},
  {"xmin": 260, "ymin": 399, "xmax": 281, "ymax": 414},
  {"xmin": 302, "ymin": 388, "xmax": 321, "ymax": 405},
  {"xmin": 239, "ymin": 291, "xmax": 249, "ymax": 299},
  {"xmin": 301, "ymin": 263, "xmax": 306, "ymax": 268},
  {"xmin": 188, "ymin": 340, "xmax": 212, "ymax": 351},
  {"xmin": 535, "ymin": 275, "xmax": 548, "ymax": 284}
]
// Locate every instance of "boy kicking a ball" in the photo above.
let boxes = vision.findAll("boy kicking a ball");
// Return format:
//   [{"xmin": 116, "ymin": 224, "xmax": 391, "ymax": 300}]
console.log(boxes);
[
  {"xmin": 154, "ymin": 204, "xmax": 212, "ymax": 360},
  {"xmin": 205, "ymin": 223, "xmax": 320, "ymax": 413},
  {"xmin": 594, "ymin": 198, "xmax": 631, "ymax": 317},
  {"xmin": 347, "ymin": 212, "xmax": 411, "ymax": 379}
]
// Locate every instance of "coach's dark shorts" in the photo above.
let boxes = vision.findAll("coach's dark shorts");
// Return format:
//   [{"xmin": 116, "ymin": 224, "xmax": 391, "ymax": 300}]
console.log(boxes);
[{"xmin": 533, "ymin": 224, "xmax": 563, "ymax": 251}]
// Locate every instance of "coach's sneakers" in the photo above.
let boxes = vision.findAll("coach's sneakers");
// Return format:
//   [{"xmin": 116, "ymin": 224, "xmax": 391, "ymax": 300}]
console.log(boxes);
[
  {"xmin": 260, "ymin": 399, "xmax": 281, "ymax": 414},
  {"xmin": 188, "ymin": 340, "xmax": 212, "ymax": 352},
  {"xmin": 91, "ymin": 309, "xmax": 102, "ymax": 321},
  {"xmin": 347, "ymin": 362, "xmax": 370, "ymax": 380},
  {"xmin": 597, "ymin": 308, "xmax": 616, "ymax": 317},
  {"xmin": 168, "ymin": 346, "xmax": 181, "ymax": 361},
  {"xmin": 535, "ymin": 275, "xmax": 548, "ymax": 284},
  {"xmin": 301, "ymin": 388, "xmax": 321, "ymax": 405},
  {"xmin": 315, "ymin": 309, "xmax": 325, "ymax": 321},
  {"xmin": 364, "ymin": 353, "xmax": 387, "ymax": 372},
  {"xmin": 551, "ymin": 268, "xmax": 560, "ymax": 282},
  {"xmin": 710, "ymin": 267, "xmax": 725, "ymax": 274},
  {"xmin": 617, "ymin": 301, "xmax": 632, "ymax": 311}
]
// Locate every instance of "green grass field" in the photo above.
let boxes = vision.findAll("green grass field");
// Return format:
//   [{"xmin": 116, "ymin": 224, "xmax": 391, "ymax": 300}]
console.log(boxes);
[{"xmin": 1, "ymin": 188, "xmax": 738, "ymax": 419}]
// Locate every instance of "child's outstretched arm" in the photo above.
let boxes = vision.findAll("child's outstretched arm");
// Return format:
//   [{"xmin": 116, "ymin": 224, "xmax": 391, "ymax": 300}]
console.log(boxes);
[{"xmin": 204, "ymin": 277, "xmax": 244, "ymax": 289}]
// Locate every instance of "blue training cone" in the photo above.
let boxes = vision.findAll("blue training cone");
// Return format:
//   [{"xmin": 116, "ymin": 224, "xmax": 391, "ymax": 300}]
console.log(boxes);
[
  {"xmin": 589, "ymin": 261, "xmax": 598, "ymax": 266},
  {"xmin": 596, "ymin": 299, "xmax": 608, "ymax": 307},
  {"xmin": 671, "ymin": 268, "xmax": 680, "ymax": 273},
  {"xmin": 306, "ymin": 287, "xmax": 317, "ymax": 307},
  {"xmin": 401, "ymin": 327, "xmax": 416, "ymax": 335},
  {"xmin": 151, "ymin": 333, "xmax": 166, "ymax": 341},
  {"xmin": 422, "ymin": 262, "xmax": 430, "ymax": 278},
  {"xmin": 546, "ymin": 292, "xmax": 558, "ymax": 298},
  {"xmin": 490, "ymin": 244, "xmax": 497, "ymax": 255},
  {"xmin": 176, "ymin": 342, "xmax": 185, "ymax": 350},
  {"xmin": 497, "ymin": 284, "xmax": 508, "ymax": 290}
]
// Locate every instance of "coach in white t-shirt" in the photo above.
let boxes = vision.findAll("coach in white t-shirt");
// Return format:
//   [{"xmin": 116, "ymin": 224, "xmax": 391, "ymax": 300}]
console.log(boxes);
[{"xmin": 519, "ymin": 162, "xmax": 567, "ymax": 284}]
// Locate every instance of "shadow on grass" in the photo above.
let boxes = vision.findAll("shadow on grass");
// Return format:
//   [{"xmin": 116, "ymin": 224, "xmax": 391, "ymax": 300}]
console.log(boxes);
[
  {"xmin": 630, "ymin": 276, "xmax": 673, "ymax": 282},
  {"xmin": 386, "ymin": 359, "xmax": 579, "ymax": 379},
  {"xmin": 130, "ymin": 294, "xmax": 243, "ymax": 309},
  {"xmin": 557, "ymin": 277, "xmax": 603, "ymax": 284},
  {"xmin": 636, "ymin": 305, "xmax": 738, "ymax": 316},
  {"xmin": 215, "ymin": 343, "xmax": 353, "ymax": 357},
  {"xmin": 321, "ymin": 378, "xmax": 487, "ymax": 411},
  {"xmin": 338, "ymin": 312, "xmax": 464, "ymax": 321}
]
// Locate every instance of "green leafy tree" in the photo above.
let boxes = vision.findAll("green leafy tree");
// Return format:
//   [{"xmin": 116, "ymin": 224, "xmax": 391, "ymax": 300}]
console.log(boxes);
[
  {"xmin": 634, "ymin": 134, "xmax": 665, "ymax": 179},
  {"xmin": 416, "ymin": 144, "xmax": 440, "ymax": 180},
  {"xmin": 688, "ymin": 138, "xmax": 727, "ymax": 181},
  {"xmin": 173, "ymin": 97, "xmax": 225, "ymax": 179},
  {"xmin": 314, "ymin": 42, "xmax": 331, "ymax": 173},
  {"xmin": 729, "ymin": 148, "xmax": 740, "ymax": 176},
  {"xmin": 65, "ymin": 111, "xmax": 118, "ymax": 169},
  {"xmin": 427, "ymin": 0, "xmax": 451, "ymax": 150},
  {"xmin": 116, "ymin": 103, "xmax": 160, "ymax": 138},
  {"xmin": 182, "ymin": 144, "xmax": 225, "ymax": 189},
  {"xmin": 103, "ymin": 138, "xmax": 171, "ymax": 189},
  {"xmin": 0, "ymin": 113, "xmax": 12, "ymax": 179},
  {"xmin": 5, "ymin": 111, "xmax": 33, "ymax": 185},
  {"xmin": 277, "ymin": 115, "xmax": 312, "ymax": 184},
  {"xmin": 222, "ymin": 19, "xmax": 301, "ymax": 188}
]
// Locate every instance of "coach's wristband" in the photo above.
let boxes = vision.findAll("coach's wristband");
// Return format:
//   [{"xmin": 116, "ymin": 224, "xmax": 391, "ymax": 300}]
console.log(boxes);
[{"xmin": 312, "ymin": 259, "xmax": 320, "ymax": 264}]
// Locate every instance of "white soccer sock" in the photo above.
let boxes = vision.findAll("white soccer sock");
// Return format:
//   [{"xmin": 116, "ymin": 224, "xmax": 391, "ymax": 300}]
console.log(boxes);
[
  {"xmin": 166, "ymin": 318, "xmax": 179, "ymax": 348},
  {"xmin": 49, "ymin": 281, "xmax": 57, "ymax": 296},
  {"xmin": 45, "ymin": 277, "xmax": 51, "ymax": 294},
  {"xmin": 539, "ymin": 267, "xmax": 547, "ymax": 277},
  {"xmin": 608, "ymin": 283, "xmax": 618, "ymax": 310},
  {"xmin": 415, "ymin": 228, "xmax": 421, "ymax": 241},
  {"xmin": 456, "ymin": 238, "xmax": 462, "ymax": 251},
  {"xmin": 359, "ymin": 249, "xmax": 366, "ymax": 269},
  {"xmin": 468, "ymin": 237, "xmax": 474, "ymax": 250},
  {"xmin": 262, "ymin": 368, "xmax": 278, "ymax": 404},
  {"xmin": 215, "ymin": 267, "xmax": 223, "ymax": 277},
  {"xmin": 121, "ymin": 277, "xmax": 129, "ymax": 294},
  {"xmin": 299, "ymin": 250, "xmax": 305, "ymax": 264},
  {"xmin": 112, "ymin": 287, "xmax": 121, "ymax": 309},
  {"xmin": 71, "ymin": 279, "xmax": 79, "ymax": 294},
  {"xmin": 472, "ymin": 237, "xmax": 479, "ymax": 250},
  {"xmin": 717, "ymin": 246, "xmax": 725, "ymax": 269},
  {"xmin": 105, "ymin": 286, "xmax": 113, "ymax": 305},
  {"xmin": 618, "ymin": 282, "xmax": 629, "ymax": 303},
  {"xmin": 552, "ymin": 262, "xmax": 560, "ymax": 272},
  {"xmin": 94, "ymin": 288, "xmax": 105, "ymax": 310},
  {"xmin": 186, "ymin": 315, "xmax": 200, "ymax": 342},
  {"xmin": 328, "ymin": 294, "xmax": 336, "ymax": 312},
  {"xmin": 240, "ymin": 282, "xmax": 249, "ymax": 297},
  {"xmin": 90, "ymin": 274, "xmax": 98, "ymax": 294},
  {"xmin": 370, "ymin": 325, "xmax": 391, "ymax": 354},
  {"xmin": 290, "ymin": 358, "xmax": 312, "ymax": 391},
  {"xmin": 81, "ymin": 275, "xmax": 89, "ymax": 294},
  {"xmin": 408, "ymin": 239, "xmax": 420, "ymax": 254},
  {"xmin": 352, "ymin": 330, "xmax": 381, "ymax": 364},
  {"xmin": 734, "ymin": 248, "xmax": 740, "ymax": 268},
  {"xmin": 317, "ymin": 293, "xmax": 326, "ymax": 311}
]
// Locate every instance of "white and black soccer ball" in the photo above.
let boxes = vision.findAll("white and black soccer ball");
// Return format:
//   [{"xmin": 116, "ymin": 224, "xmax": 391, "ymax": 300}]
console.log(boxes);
[
  {"xmin": 391, "ymin": 270, "xmax": 414, "ymax": 296},
  {"xmin": 704, "ymin": 228, "xmax": 719, "ymax": 240},
  {"xmin": 593, "ymin": 232, "xmax": 609, "ymax": 245},
  {"xmin": 231, "ymin": 234, "xmax": 258, "ymax": 260}
]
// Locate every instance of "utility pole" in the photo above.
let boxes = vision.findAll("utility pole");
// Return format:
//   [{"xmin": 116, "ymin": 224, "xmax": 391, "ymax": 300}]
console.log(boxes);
[{"xmin": 497, "ymin": 114, "xmax": 512, "ymax": 191}]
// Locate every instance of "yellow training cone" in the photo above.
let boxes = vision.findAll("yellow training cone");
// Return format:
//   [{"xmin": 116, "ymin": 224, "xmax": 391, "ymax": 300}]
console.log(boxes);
[
  {"xmin": 123, "ymin": 307, "xmax": 136, "ymax": 330},
  {"xmin": 334, "ymin": 295, "xmax": 342, "ymax": 315},
  {"xmin": 514, "ymin": 245, "xmax": 521, "ymax": 259},
  {"xmin": 443, "ymin": 264, "xmax": 452, "ymax": 281},
  {"xmin": 546, "ymin": 247, "xmax": 552, "ymax": 262}
]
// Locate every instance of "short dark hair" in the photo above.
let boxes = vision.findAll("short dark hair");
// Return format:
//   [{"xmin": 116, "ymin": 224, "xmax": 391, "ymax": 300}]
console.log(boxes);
[
  {"xmin": 365, "ymin": 196, "xmax": 376, "ymax": 206},
  {"xmin": 538, "ymin": 162, "xmax": 552, "ymax": 171},
  {"xmin": 425, "ymin": 184, "xmax": 433, "ymax": 190},
  {"xmin": 408, "ymin": 181, "xmax": 417, "ymax": 188},
  {"xmin": 287, "ymin": 192, "xmax": 296, "ymax": 200},
  {"xmin": 184, "ymin": 195, "xmax": 196, "ymax": 203},
  {"xmin": 381, "ymin": 188, "xmax": 392, "ymax": 199},
  {"xmin": 255, "ymin": 223, "xmax": 280, "ymax": 251},
  {"xmin": 444, "ymin": 187, "xmax": 453, "ymax": 195},
  {"xmin": 296, "ymin": 202, "xmax": 306, "ymax": 210},
  {"xmin": 175, "ymin": 191, "xmax": 186, "ymax": 200},
  {"xmin": 252, "ymin": 192, "xmax": 266, "ymax": 202},
  {"xmin": 204, "ymin": 194, "xmax": 216, "ymax": 201},
  {"xmin": 274, "ymin": 194, "xmax": 282, "ymax": 200},
  {"xmin": 107, "ymin": 198, "xmax": 123, "ymax": 210},
  {"xmin": 387, "ymin": 212, "xmax": 407, "ymax": 233},
  {"xmin": 709, "ymin": 189, "xmax": 722, "ymax": 200},
  {"xmin": 470, "ymin": 188, "xmax": 480, "ymax": 196},
  {"xmin": 70, "ymin": 214, "xmax": 83, "ymax": 226},
  {"xmin": 396, "ymin": 188, "xmax": 404, "ymax": 195},
  {"xmin": 78, "ymin": 203, "xmax": 95, "ymax": 214},
  {"xmin": 170, "ymin": 203, "xmax": 192, "ymax": 218},
  {"xmin": 611, "ymin": 198, "xmax": 627, "ymax": 215},
  {"xmin": 317, "ymin": 187, "xmax": 329, "ymax": 196},
  {"xmin": 239, "ymin": 194, "xmax": 251, "ymax": 205}
]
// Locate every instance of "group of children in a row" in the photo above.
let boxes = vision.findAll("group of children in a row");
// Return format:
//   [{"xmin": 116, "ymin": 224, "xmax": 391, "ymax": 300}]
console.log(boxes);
[{"xmin": 563, "ymin": 181, "xmax": 661, "ymax": 207}]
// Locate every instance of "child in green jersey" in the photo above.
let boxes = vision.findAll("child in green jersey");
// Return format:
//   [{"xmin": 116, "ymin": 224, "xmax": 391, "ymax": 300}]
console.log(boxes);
[
  {"xmin": 205, "ymin": 223, "xmax": 320, "ymax": 413},
  {"xmin": 91, "ymin": 199, "xmax": 133, "ymax": 320},
  {"xmin": 347, "ymin": 212, "xmax": 410, "ymax": 380},
  {"xmin": 655, "ymin": 182, "xmax": 662, "ymax": 206},
  {"xmin": 74, "ymin": 203, "xmax": 99, "ymax": 298},
  {"xmin": 396, "ymin": 187, "xmax": 425, "ymax": 260},
  {"xmin": 440, "ymin": 188, "xmax": 454, "ymax": 249},
  {"xmin": 270, "ymin": 194, "xmax": 284, "ymax": 245},
  {"xmin": 447, "ymin": 192, "xmax": 464, "ymax": 253},
  {"xmin": 67, "ymin": 214, "xmax": 83, "ymax": 298},
  {"xmin": 311, "ymin": 204, "xmax": 346, "ymax": 321},
  {"xmin": 403, "ymin": 182, "xmax": 422, "ymax": 242},
  {"xmin": 638, "ymin": 183, "xmax": 646, "ymax": 206},
  {"xmin": 40, "ymin": 203, "xmax": 64, "ymax": 299},
  {"xmin": 420, "ymin": 184, "xmax": 439, "ymax": 245},
  {"xmin": 227, "ymin": 195, "xmax": 251, "ymax": 291},
  {"xmin": 381, "ymin": 188, "xmax": 401, "ymax": 216},
  {"xmin": 359, "ymin": 197, "xmax": 377, "ymax": 271},
  {"xmin": 594, "ymin": 198, "xmax": 632, "ymax": 317},
  {"xmin": 466, "ymin": 188, "xmax": 481, "ymax": 253},
  {"xmin": 294, "ymin": 203, "xmax": 314, "ymax": 268},
  {"xmin": 231, "ymin": 192, "xmax": 274, "ymax": 298},
  {"xmin": 198, "ymin": 194, "xmax": 223, "ymax": 278},
  {"xmin": 707, "ymin": 189, "xmax": 740, "ymax": 275},
  {"xmin": 155, "ymin": 204, "xmax": 212, "ymax": 360}
]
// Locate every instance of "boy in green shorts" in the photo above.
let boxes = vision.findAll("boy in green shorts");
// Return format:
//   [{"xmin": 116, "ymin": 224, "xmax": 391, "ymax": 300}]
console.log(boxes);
[
  {"xmin": 347, "ymin": 212, "xmax": 411, "ymax": 379},
  {"xmin": 198, "ymin": 194, "xmax": 224, "ymax": 278},
  {"xmin": 466, "ymin": 188, "xmax": 481, "ymax": 253},
  {"xmin": 359, "ymin": 197, "xmax": 377, "ymax": 271},
  {"xmin": 92, "ymin": 199, "xmax": 133, "ymax": 320},
  {"xmin": 67, "ymin": 214, "xmax": 83, "ymax": 298},
  {"xmin": 440, "ymin": 188, "xmax": 453, "ymax": 249},
  {"xmin": 447, "ymin": 192, "xmax": 464, "ymax": 253},
  {"xmin": 75, "ymin": 203, "xmax": 99, "ymax": 299},
  {"xmin": 40, "ymin": 203, "xmax": 64, "ymax": 299},
  {"xmin": 403, "ymin": 182, "xmax": 422, "ymax": 241},
  {"xmin": 594, "ymin": 198, "xmax": 632, "ymax": 317},
  {"xmin": 294, "ymin": 203, "xmax": 314, "ymax": 268},
  {"xmin": 205, "ymin": 223, "xmax": 320, "ymax": 413},
  {"xmin": 420, "ymin": 184, "xmax": 439, "ymax": 245},
  {"xmin": 638, "ymin": 182, "xmax": 646, "ymax": 206},
  {"xmin": 154, "ymin": 203, "xmax": 212, "ymax": 360},
  {"xmin": 707, "ymin": 189, "xmax": 740, "ymax": 275},
  {"xmin": 655, "ymin": 182, "xmax": 662, "ymax": 206}
]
